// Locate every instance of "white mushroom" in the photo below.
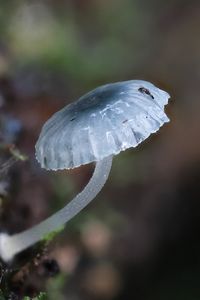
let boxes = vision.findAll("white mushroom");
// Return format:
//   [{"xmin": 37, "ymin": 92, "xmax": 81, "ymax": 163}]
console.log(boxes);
[{"xmin": 0, "ymin": 80, "xmax": 170, "ymax": 262}]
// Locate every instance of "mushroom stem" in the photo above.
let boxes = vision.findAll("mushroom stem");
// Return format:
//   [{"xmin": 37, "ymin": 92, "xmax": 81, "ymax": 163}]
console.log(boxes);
[{"xmin": 0, "ymin": 155, "xmax": 113, "ymax": 262}]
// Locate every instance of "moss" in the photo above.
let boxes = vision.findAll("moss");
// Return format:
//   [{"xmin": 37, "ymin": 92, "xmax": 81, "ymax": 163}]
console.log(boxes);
[
  {"xmin": 23, "ymin": 292, "xmax": 47, "ymax": 300},
  {"xmin": 42, "ymin": 226, "xmax": 65, "ymax": 243}
]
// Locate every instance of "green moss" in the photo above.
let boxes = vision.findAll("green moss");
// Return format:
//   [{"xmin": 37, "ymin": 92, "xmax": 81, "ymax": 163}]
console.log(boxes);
[
  {"xmin": 23, "ymin": 292, "xmax": 47, "ymax": 300},
  {"xmin": 42, "ymin": 225, "xmax": 65, "ymax": 243}
]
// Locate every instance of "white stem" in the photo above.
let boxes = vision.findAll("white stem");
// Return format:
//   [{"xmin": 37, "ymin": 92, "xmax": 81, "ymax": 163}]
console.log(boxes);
[{"xmin": 0, "ymin": 155, "xmax": 113, "ymax": 262}]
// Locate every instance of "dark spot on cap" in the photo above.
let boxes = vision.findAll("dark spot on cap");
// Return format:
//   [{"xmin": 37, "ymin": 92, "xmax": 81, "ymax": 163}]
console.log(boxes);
[{"xmin": 138, "ymin": 87, "xmax": 154, "ymax": 99}]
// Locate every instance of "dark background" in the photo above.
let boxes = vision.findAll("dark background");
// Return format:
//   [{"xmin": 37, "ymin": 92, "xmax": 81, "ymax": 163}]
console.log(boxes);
[{"xmin": 0, "ymin": 0, "xmax": 200, "ymax": 299}]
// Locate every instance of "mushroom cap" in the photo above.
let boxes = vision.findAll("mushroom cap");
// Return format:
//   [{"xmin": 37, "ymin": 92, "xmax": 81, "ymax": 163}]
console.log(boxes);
[{"xmin": 35, "ymin": 80, "xmax": 170, "ymax": 170}]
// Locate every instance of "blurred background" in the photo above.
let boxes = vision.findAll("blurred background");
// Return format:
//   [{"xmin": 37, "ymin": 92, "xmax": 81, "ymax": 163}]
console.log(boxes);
[{"xmin": 0, "ymin": 0, "xmax": 200, "ymax": 299}]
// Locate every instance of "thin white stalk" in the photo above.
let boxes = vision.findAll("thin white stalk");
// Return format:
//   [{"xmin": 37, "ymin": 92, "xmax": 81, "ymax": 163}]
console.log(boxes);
[{"xmin": 0, "ymin": 155, "xmax": 113, "ymax": 262}]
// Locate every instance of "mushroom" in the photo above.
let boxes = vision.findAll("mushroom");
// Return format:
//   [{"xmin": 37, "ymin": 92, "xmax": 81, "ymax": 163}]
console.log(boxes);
[{"xmin": 0, "ymin": 80, "xmax": 170, "ymax": 262}]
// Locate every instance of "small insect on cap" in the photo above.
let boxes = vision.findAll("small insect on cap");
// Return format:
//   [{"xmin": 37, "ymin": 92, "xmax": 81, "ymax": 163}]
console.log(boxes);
[{"xmin": 35, "ymin": 80, "xmax": 170, "ymax": 170}]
